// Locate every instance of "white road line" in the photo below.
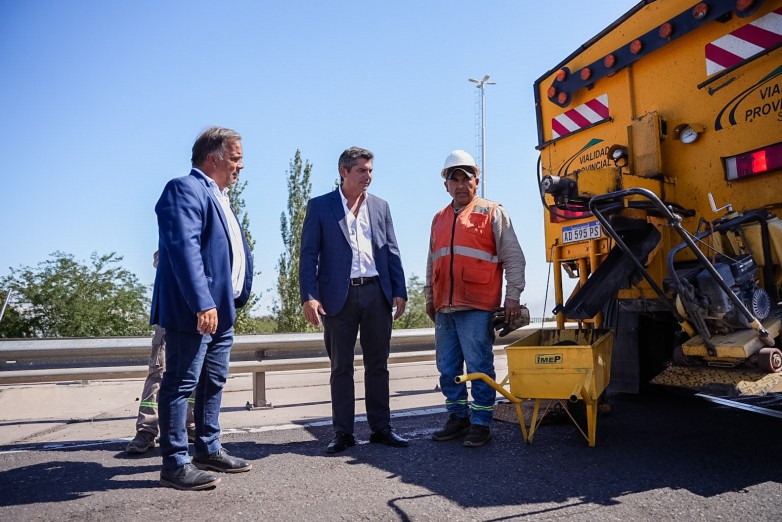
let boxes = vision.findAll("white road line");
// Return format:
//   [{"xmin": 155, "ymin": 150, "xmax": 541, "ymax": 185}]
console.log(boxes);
[{"xmin": 0, "ymin": 406, "xmax": 448, "ymax": 454}]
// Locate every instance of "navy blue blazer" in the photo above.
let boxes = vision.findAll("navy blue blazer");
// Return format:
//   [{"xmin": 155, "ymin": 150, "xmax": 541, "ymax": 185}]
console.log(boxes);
[
  {"xmin": 150, "ymin": 170, "xmax": 253, "ymax": 334},
  {"xmin": 299, "ymin": 189, "xmax": 407, "ymax": 316}
]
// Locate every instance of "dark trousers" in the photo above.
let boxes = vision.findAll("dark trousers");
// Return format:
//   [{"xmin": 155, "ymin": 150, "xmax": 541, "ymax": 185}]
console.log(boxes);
[{"xmin": 323, "ymin": 280, "xmax": 392, "ymax": 435}]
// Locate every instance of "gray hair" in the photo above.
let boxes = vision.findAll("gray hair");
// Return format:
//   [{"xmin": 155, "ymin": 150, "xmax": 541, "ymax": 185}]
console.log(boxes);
[
  {"xmin": 191, "ymin": 126, "xmax": 242, "ymax": 167},
  {"xmin": 338, "ymin": 146, "xmax": 374, "ymax": 173}
]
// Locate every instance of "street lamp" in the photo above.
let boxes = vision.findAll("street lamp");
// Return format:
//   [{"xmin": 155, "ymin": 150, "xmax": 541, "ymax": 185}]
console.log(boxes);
[
  {"xmin": 468, "ymin": 74, "xmax": 496, "ymax": 199},
  {"xmin": 0, "ymin": 289, "xmax": 12, "ymax": 323}
]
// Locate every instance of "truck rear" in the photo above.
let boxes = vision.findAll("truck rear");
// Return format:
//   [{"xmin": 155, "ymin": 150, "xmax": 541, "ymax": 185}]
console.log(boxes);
[{"xmin": 534, "ymin": 0, "xmax": 782, "ymax": 393}]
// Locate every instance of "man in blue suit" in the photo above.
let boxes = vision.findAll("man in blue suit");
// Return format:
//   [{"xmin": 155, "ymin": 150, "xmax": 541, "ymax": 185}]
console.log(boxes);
[
  {"xmin": 151, "ymin": 126, "xmax": 254, "ymax": 490},
  {"xmin": 300, "ymin": 146, "xmax": 408, "ymax": 453}
]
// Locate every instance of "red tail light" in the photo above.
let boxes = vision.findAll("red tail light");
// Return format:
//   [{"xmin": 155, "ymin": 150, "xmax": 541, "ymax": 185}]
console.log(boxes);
[
  {"xmin": 549, "ymin": 208, "xmax": 591, "ymax": 223},
  {"xmin": 725, "ymin": 142, "xmax": 782, "ymax": 181}
]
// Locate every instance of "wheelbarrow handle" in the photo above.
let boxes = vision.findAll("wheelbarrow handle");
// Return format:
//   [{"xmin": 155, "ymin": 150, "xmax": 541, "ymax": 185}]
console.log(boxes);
[
  {"xmin": 570, "ymin": 368, "xmax": 593, "ymax": 403},
  {"xmin": 455, "ymin": 372, "xmax": 521, "ymax": 404}
]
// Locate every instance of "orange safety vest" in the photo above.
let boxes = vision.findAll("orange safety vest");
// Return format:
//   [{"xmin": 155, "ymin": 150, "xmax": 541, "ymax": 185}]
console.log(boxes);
[{"xmin": 430, "ymin": 197, "xmax": 502, "ymax": 312}]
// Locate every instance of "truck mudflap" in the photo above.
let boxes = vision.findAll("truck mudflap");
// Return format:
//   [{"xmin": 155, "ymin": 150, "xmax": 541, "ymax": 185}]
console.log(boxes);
[{"xmin": 557, "ymin": 222, "xmax": 660, "ymax": 319}]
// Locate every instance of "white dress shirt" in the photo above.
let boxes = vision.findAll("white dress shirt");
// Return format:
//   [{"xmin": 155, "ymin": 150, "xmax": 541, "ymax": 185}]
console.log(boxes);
[{"xmin": 340, "ymin": 190, "xmax": 379, "ymax": 279}]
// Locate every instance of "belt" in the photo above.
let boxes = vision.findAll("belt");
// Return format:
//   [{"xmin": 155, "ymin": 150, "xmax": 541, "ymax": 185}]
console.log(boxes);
[{"xmin": 349, "ymin": 276, "xmax": 379, "ymax": 286}]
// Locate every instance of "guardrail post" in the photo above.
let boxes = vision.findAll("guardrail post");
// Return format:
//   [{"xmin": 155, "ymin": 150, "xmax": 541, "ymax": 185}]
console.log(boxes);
[{"xmin": 246, "ymin": 371, "xmax": 272, "ymax": 410}]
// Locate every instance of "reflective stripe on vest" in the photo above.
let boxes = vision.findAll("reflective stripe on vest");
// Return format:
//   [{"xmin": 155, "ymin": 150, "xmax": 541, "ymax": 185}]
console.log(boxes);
[{"xmin": 431, "ymin": 245, "xmax": 499, "ymax": 264}]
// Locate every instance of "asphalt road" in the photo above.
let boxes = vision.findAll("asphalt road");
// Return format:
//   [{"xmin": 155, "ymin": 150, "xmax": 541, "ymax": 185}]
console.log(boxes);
[{"xmin": 1, "ymin": 390, "xmax": 781, "ymax": 521}]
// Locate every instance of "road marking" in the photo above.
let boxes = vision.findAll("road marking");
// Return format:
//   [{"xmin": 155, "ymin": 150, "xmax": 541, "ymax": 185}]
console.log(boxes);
[{"xmin": 0, "ymin": 406, "xmax": 448, "ymax": 455}]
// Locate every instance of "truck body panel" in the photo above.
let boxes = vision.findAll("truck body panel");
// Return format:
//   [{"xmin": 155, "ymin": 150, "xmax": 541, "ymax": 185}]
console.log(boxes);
[{"xmin": 534, "ymin": 0, "xmax": 782, "ymax": 392}]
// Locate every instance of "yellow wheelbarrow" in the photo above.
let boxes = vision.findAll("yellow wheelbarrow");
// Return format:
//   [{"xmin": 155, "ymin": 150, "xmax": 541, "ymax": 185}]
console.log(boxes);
[{"xmin": 456, "ymin": 328, "xmax": 613, "ymax": 447}]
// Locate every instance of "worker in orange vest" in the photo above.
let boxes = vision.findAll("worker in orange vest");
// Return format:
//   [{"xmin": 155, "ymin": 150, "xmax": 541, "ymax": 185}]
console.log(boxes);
[{"xmin": 426, "ymin": 150, "xmax": 526, "ymax": 447}]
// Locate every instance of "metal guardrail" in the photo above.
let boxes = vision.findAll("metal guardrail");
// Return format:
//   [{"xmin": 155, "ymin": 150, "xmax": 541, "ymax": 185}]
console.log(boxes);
[{"xmin": 0, "ymin": 326, "xmax": 538, "ymax": 408}]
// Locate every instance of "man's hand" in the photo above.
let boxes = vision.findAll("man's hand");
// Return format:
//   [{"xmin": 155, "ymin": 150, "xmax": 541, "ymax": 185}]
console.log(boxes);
[
  {"xmin": 302, "ymin": 299, "xmax": 325, "ymax": 327},
  {"xmin": 392, "ymin": 297, "xmax": 406, "ymax": 321},
  {"xmin": 426, "ymin": 302, "xmax": 435, "ymax": 323},
  {"xmin": 492, "ymin": 300, "xmax": 530, "ymax": 337},
  {"xmin": 197, "ymin": 308, "xmax": 218, "ymax": 335},
  {"xmin": 504, "ymin": 298, "xmax": 521, "ymax": 323}
]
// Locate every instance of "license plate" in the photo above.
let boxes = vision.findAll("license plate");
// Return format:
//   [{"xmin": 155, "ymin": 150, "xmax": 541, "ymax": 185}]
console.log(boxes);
[{"xmin": 562, "ymin": 221, "xmax": 601, "ymax": 244}]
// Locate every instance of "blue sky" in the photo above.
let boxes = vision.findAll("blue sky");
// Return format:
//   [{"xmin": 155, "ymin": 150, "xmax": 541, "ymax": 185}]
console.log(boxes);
[{"xmin": 0, "ymin": 1, "xmax": 639, "ymax": 318}]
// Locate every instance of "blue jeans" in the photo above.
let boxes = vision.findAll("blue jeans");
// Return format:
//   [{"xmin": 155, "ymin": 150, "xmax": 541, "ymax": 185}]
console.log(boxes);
[
  {"xmin": 158, "ymin": 328, "xmax": 233, "ymax": 470},
  {"xmin": 435, "ymin": 310, "xmax": 496, "ymax": 426}
]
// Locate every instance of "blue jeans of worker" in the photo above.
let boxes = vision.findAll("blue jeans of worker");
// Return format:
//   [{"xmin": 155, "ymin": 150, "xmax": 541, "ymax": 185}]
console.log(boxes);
[
  {"xmin": 435, "ymin": 310, "xmax": 496, "ymax": 426},
  {"xmin": 158, "ymin": 328, "xmax": 233, "ymax": 470}
]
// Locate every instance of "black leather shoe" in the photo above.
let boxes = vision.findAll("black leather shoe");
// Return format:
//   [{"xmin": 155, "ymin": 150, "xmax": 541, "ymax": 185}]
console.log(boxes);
[
  {"xmin": 160, "ymin": 463, "xmax": 221, "ymax": 491},
  {"xmin": 326, "ymin": 432, "xmax": 356, "ymax": 453},
  {"xmin": 193, "ymin": 448, "xmax": 252, "ymax": 473},
  {"xmin": 369, "ymin": 426, "xmax": 409, "ymax": 448}
]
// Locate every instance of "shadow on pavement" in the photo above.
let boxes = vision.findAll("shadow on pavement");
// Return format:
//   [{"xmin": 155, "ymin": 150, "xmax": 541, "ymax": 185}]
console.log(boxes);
[
  {"xmin": 297, "ymin": 391, "xmax": 782, "ymax": 513},
  {"xmin": 0, "ymin": 460, "xmax": 158, "ymax": 506},
  {"xmin": 1, "ymin": 390, "xmax": 781, "ymax": 514}
]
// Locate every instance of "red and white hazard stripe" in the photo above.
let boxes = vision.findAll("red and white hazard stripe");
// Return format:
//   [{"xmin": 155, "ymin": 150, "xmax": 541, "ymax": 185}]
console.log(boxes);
[
  {"xmin": 551, "ymin": 94, "xmax": 609, "ymax": 139},
  {"xmin": 705, "ymin": 7, "xmax": 782, "ymax": 76}
]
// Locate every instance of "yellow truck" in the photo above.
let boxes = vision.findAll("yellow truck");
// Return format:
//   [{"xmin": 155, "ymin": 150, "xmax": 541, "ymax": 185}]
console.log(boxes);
[{"xmin": 534, "ymin": 0, "xmax": 782, "ymax": 393}]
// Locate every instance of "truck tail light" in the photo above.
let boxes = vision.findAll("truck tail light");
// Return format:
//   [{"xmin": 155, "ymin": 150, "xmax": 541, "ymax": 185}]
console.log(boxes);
[
  {"xmin": 725, "ymin": 142, "xmax": 782, "ymax": 181},
  {"xmin": 549, "ymin": 208, "xmax": 591, "ymax": 223}
]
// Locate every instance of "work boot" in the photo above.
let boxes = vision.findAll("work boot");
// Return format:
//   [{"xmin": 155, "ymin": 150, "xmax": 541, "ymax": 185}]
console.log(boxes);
[
  {"xmin": 463, "ymin": 424, "xmax": 492, "ymax": 447},
  {"xmin": 126, "ymin": 431, "xmax": 157, "ymax": 454},
  {"xmin": 432, "ymin": 414, "xmax": 471, "ymax": 441}
]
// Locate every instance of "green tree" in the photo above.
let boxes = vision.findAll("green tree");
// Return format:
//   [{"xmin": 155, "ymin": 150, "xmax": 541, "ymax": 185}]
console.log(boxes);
[
  {"xmin": 394, "ymin": 274, "xmax": 431, "ymax": 329},
  {"xmin": 0, "ymin": 251, "xmax": 150, "ymax": 338},
  {"xmin": 229, "ymin": 177, "xmax": 262, "ymax": 333},
  {"xmin": 236, "ymin": 315, "xmax": 278, "ymax": 334},
  {"xmin": 0, "ymin": 289, "xmax": 35, "ymax": 338},
  {"xmin": 273, "ymin": 150, "xmax": 313, "ymax": 333}
]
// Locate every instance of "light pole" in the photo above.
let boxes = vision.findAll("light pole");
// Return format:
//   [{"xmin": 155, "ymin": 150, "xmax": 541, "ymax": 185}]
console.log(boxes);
[
  {"xmin": 0, "ymin": 289, "xmax": 12, "ymax": 323},
  {"xmin": 468, "ymin": 74, "xmax": 495, "ymax": 199}
]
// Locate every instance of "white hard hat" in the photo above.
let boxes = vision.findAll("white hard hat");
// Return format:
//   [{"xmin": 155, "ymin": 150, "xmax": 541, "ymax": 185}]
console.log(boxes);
[{"xmin": 441, "ymin": 150, "xmax": 480, "ymax": 179}]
